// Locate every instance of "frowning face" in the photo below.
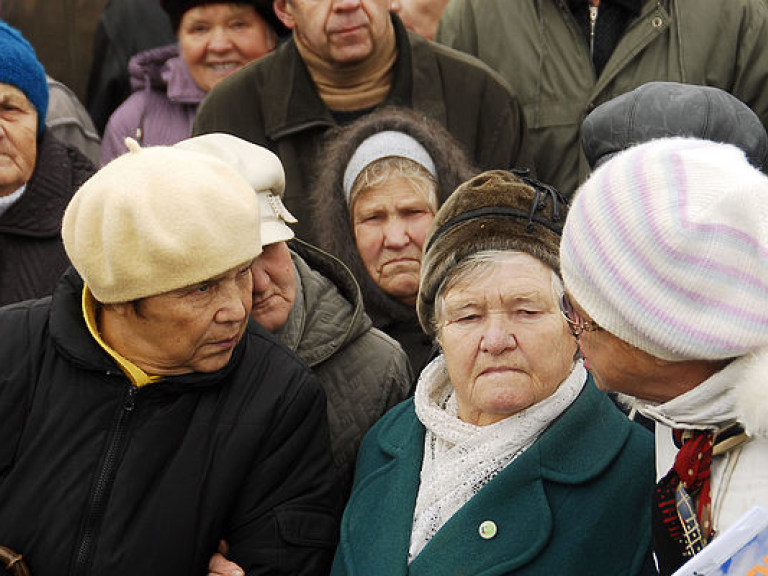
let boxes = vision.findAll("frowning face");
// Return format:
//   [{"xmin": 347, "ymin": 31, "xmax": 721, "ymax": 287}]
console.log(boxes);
[
  {"xmin": 0, "ymin": 83, "xmax": 37, "ymax": 197},
  {"xmin": 437, "ymin": 253, "xmax": 576, "ymax": 426},
  {"xmin": 101, "ymin": 261, "xmax": 254, "ymax": 375},
  {"xmin": 352, "ymin": 176, "xmax": 435, "ymax": 305}
]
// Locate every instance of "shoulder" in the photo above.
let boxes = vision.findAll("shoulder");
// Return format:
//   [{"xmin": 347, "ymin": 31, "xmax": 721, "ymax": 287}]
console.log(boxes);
[{"xmin": 410, "ymin": 32, "xmax": 513, "ymax": 91}]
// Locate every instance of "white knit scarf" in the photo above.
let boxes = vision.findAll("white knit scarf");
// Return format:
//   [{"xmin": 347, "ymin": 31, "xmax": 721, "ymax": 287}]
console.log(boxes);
[{"xmin": 408, "ymin": 356, "xmax": 587, "ymax": 561}]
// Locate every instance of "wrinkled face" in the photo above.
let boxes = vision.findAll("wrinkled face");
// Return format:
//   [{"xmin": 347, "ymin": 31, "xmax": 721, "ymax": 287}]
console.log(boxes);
[
  {"xmin": 104, "ymin": 261, "xmax": 254, "ymax": 375},
  {"xmin": 566, "ymin": 295, "xmax": 666, "ymax": 402},
  {"xmin": 352, "ymin": 176, "xmax": 435, "ymax": 305},
  {"xmin": 249, "ymin": 242, "xmax": 297, "ymax": 332},
  {"xmin": 0, "ymin": 83, "xmax": 37, "ymax": 197},
  {"xmin": 179, "ymin": 3, "xmax": 276, "ymax": 93},
  {"xmin": 276, "ymin": 0, "xmax": 393, "ymax": 65},
  {"xmin": 438, "ymin": 254, "xmax": 577, "ymax": 426}
]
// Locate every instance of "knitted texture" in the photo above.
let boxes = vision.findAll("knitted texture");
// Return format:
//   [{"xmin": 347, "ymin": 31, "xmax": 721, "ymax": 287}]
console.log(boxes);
[
  {"xmin": 62, "ymin": 139, "xmax": 261, "ymax": 303},
  {"xmin": 174, "ymin": 133, "xmax": 296, "ymax": 246},
  {"xmin": 342, "ymin": 130, "xmax": 437, "ymax": 200},
  {"xmin": 0, "ymin": 22, "xmax": 48, "ymax": 134},
  {"xmin": 562, "ymin": 137, "xmax": 768, "ymax": 361}
]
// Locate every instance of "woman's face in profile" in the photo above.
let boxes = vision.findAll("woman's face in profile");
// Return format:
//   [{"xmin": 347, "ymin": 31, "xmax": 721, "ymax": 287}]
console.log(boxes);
[{"xmin": 352, "ymin": 176, "xmax": 435, "ymax": 306}]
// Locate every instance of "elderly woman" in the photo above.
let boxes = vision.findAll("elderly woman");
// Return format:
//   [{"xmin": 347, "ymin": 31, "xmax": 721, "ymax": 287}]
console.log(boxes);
[
  {"xmin": 561, "ymin": 138, "xmax": 768, "ymax": 575},
  {"xmin": 311, "ymin": 106, "xmax": 477, "ymax": 376},
  {"xmin": 0, "ymin": 22, "xmax": 96, "ymax": 306},
  {"xmin": 100, "ymin": 0, "xmax": 285, "ymax": 164},
  {"xmin": 330, "ymin": 170, "xmax": 656, "ymax": 575},
  {"xmin": 0, "ymin": 139, "xmax": 339, "ymax": 575}
]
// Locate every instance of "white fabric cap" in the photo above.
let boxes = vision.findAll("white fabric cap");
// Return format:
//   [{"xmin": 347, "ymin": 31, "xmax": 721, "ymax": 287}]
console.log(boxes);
[
  {"xmin": 175, "ymin": 133, "xmax": 297, "ymax": 246},
  {"xmin": 342, "ymin": 131, "xmax": 437, "ymax": 201},
  {"xmin": 62, "ymin": 138, "xmax": 261, "ymax": 303}
]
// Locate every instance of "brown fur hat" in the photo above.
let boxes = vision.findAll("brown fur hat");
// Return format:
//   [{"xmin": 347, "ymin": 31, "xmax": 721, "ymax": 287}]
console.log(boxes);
[{"xmin": 417, "ymin": 170, "xmax": 567, "ymax": 337}]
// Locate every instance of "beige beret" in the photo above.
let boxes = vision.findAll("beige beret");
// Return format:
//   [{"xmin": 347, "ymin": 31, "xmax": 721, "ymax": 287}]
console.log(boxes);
[
  {"xmin": 62, "ymin": 138, "xmax": 261, "ymax": 303},
  {"xmin": 174, "ymin": 133, "xmax": 297, "ymax": 246}
]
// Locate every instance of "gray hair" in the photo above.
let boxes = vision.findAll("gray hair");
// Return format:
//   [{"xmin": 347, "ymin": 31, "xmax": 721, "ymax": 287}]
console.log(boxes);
[
  {"xmin": 433, "ymin": 250, "xmax": 564, "ymax": 337},
  {"xmin": 349, "ymin": 156, "xmax": 439, "ymax": 217}
]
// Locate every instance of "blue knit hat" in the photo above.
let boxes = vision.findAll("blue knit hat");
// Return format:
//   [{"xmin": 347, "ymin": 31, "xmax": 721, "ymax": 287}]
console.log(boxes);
[{"xmin": 0, "ymin": 22, "xmax": 49, "ymax": 134}]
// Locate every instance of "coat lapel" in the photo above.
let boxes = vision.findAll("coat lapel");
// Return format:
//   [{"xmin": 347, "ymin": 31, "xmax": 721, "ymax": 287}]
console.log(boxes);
[
  {"xmin": 337, "ymin": 408, "xmax": 425, "ymax": 576},
  {"xmin": 409, "ymin": 444, "xmax": 552, "ymax": 576}
]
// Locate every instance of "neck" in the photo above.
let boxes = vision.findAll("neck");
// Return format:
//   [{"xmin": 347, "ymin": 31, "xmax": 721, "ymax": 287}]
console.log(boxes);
[
  {"xmin": 294, "ymin": 24, "xmax": 397, "ymax": 111},
  {"xmin": 644, "ymin": 358, "xmax": 731, "ymax": 404}
]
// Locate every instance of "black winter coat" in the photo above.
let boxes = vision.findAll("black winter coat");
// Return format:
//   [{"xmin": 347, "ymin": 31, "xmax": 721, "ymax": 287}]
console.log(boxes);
[
  {"xmin": 0, "ymin": 130, "xmax": 95, "ymax": 307},
  {"xmin": 0, "ymin": 269, "xmax": 340, "ymax": 576}
]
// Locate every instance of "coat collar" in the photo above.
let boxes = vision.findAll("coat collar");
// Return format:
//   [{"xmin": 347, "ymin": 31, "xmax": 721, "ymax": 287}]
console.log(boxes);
[
  {"xmin": 0, "ymin": 131, "xmax": 90, "ymax": 237},
  {"xmin": 261, "ymin": 15, "xmax": 446, "ymax": 140},
  {"xmin": 340, "ymin": 379, "xmax": 632, "ymax": 574}
]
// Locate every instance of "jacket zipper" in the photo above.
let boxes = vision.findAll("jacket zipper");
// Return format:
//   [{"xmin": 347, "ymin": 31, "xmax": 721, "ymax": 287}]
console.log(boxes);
[
  {"xmin": 71, "ymin": 385, "xmax": 138, "ymax": 576},
  {"xmin": 589, "ymin": 0, "xmax": 600, "ymax": 57}
]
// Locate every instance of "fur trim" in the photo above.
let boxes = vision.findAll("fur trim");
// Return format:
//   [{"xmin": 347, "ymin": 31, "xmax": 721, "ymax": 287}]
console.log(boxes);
[
  {"xmin": 308, "ymin": 106, "xmax": 478, "ymax": 326},
  {"xmin": 734, "ymin": 347, "xmax": 768, "ymax": 438}
]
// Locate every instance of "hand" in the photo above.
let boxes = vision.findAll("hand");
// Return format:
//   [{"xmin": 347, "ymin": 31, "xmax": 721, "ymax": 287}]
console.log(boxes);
[{"xmin": 207, "ymin": 540, "xmax": 244, "ymax": 576}]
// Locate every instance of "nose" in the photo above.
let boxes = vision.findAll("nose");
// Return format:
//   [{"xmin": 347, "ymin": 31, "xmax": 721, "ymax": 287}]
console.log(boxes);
[
  {"xmin": 480, "ymin": 314, "xmax": 517, "ymax": 355},
  {"xmin": 382, "ymin": 217, "xmax": 410, "ymax": 249},
  {"xmin": 332, "ymin": 0, "xmax": 362, "ymax": 10},
  {"xmin": 208, "ymin": 26, "xmax": 234, "ymax": 51},
  {"xmin": 250, "ymin": 261, "xmax": 270, "ymax": 293},
  {"xmin": 215, "ymin": 279, "xmax": 249, "ymax": 324}
]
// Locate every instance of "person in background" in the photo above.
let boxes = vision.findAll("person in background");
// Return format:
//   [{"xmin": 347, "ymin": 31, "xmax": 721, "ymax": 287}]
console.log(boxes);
[
  {"xmin": 581, "ymin": 81, "xmax": 768, "ymax": 174},
  {"xmin": 436, "ymin": 0, "xmax": 768, "ymax": 198},
  {"xmin": 86, "ymin": 0, "xmax": 176, "ymax": 134},
  {"xmin": 175, "ymin": 132, "xmax": 412, "ymax": 495},
  {"xmin": 46, "ymin": 75, "xmax": 101, "ymax": 165},
  {"xmin": 193, "ymin": 0, "xmax": 532, "ymax": 241},
  {"xmin": 329, "ymin": 169, "xmax": 655, "ymax": 575},
  {"xmin": 389, "ymin": 0, "xmax": 449, "ymax": 40},
  {"xmin": 0, "ymin": 137, "xmax": 340, "ymax": 576},
  {"xmin": 560, "ymin": 137, "xmax": 768, "ymax": 575},
  {"xmin": 100, "ymin": 0, "xmax": 285, "ymax": 164},
  {"xmin": 0, "ymin": 22, "xmax": 96, "ymax": 307},
  {"xmin": 309, "ymin": 106, "xmax": 477, "ymax": 377}
]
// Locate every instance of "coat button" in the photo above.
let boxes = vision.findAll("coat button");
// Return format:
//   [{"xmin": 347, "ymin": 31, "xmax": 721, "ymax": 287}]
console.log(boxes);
[{"xmin": 478, "ymin": 520, "xmax": 497, "ymax": 539}]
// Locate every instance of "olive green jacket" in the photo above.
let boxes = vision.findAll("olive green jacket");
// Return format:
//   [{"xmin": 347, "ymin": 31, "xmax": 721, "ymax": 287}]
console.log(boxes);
[
  {"xmin": 437, "ymin": 0, "xmax": 768, "ymax": 197},
  {"xmin": 280, "ymin": 240, "xmax": 412, "ymax": 494}
]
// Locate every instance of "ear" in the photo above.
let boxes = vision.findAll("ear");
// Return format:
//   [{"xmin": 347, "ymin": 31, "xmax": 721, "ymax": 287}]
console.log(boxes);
[{"xmin": 273, "ymin": 0, "xmax": 296, "ymax": 30}]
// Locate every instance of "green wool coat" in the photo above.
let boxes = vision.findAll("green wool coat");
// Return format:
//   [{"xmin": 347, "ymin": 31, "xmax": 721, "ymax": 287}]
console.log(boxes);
[{"xmin": 332, "ymin": 378, "xmax": 657, "ymax": 576}]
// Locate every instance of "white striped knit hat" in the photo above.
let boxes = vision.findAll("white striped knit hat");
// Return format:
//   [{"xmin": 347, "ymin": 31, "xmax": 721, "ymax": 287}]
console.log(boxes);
[{"xmin": 561, "ymin": 137, "xmax": 768, "ymax": 361}]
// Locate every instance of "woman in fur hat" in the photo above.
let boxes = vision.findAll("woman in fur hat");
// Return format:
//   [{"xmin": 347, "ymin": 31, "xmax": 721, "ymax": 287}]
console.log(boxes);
[
  {"xmin": 100, "ymin": 0, "xmax": 286, "ymax": 165},
  {"xmin": 310, "ymin": 106, "xmax": 477, "ymax": 379},
  {"xmin": 329, "ymin": 170, "xmax": 656, "ymax": 576}
]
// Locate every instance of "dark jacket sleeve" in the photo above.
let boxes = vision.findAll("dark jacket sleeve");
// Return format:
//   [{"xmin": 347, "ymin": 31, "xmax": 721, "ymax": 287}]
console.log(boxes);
[{"xmin": 226, "ymin": 366, "xmax": 342, "ymax": 575}]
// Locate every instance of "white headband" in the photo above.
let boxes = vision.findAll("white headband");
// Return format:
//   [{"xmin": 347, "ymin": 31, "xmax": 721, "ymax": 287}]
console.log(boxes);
[{"xmin": 342, "ymin": 131, "xmax": 437, "ymax": 201}]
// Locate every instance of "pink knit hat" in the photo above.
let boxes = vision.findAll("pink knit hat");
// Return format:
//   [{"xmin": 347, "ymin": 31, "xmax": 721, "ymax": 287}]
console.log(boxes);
[{"xmin": 561, "ymin": 137, "xmax": 768, "ymax": 361}]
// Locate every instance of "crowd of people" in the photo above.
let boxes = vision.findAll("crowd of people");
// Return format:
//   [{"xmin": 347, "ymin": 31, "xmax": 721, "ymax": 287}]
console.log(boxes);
[{"xmin": 2, "ymin": 1, "xmax": 768, "ymax": 575}]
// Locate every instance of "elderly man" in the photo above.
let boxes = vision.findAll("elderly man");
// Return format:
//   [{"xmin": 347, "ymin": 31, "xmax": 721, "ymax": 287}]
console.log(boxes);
[
  {"xmin": 0, "ymin": 139, "xmax": 340, "ymax": 575},
  {"xmin": 176, "ymin": 133, "xmax": 411, "ymax": 493},
  {"xmin": 0, "ymin": 22, "xmax": 96, "ymax": 306},
  {"xmin": 192, "ymin": 0, "xmax": 532, "ymax": 242},
  {"xmin": 560, "ymin": 137, "xmax": 768, "ymax": 575}
]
